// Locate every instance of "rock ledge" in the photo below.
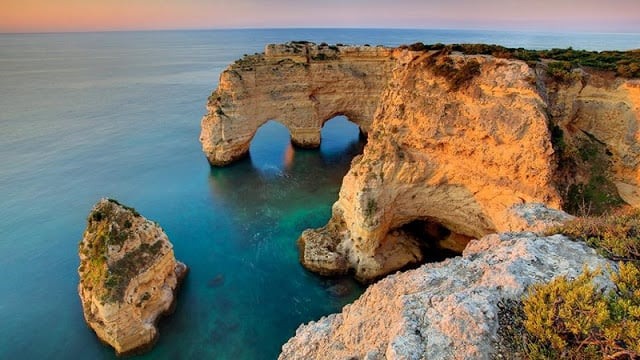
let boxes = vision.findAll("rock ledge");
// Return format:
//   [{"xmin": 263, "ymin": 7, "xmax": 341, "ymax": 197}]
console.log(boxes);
[{"xmin": 280, "ymin": 232, "xmax": 612, "ymax": 360}]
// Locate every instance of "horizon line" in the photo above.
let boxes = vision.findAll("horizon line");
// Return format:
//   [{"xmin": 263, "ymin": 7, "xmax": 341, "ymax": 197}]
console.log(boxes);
[{"xmin": 3, "ymin": 26, "xmax": 640, "ymax": 36}]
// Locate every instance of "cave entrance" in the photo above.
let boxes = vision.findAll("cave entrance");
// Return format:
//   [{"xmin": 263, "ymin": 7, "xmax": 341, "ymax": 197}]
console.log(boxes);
[{"xmin": 395, "ymin": 219, "xmax": 473, "ymax": 263}]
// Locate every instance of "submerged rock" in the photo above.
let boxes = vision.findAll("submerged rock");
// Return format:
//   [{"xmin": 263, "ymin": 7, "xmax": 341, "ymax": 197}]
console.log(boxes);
[
  {"xmin": 279, "ymin": 232, "xmax": 612, "ymax": 360},
  {"xmin": 207, "ymin": 274, "xmax": 225, "ymax": 288},
  {"xmin": 77, "ymin": 198, "xmax": 188, "ymax": 356}
]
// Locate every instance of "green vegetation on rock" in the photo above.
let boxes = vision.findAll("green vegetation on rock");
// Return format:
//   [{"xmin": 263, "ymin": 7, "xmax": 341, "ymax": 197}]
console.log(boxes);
[
  {"xmin": 79, "ymin": 200, "xmax": 165, "ymax": 303},
  {"xmin": 102, "ymin": 241, "xmax": 163, "ymax": 303},
  {"xmin": 551, "ymin": 210, "xmax": 640, "ymax": 263},
  {"xmin": 424, "ymin": 52, "xmax": 482, "ymax": 91},
  {"xmin": 553, "ymin": 132, "xmax": 624, "ymax": 216},
  {"xmin": 545, "ymin": 61, "xmax": 577, "ymax": 82},
  {"xmin": 498, "ymin": 211, "xmax": 640, "ymax": 359},
  {"xmin": 401, "ymin": 42, "xmax": 640, "ymax": 78},
  {"xmin": 520, "ymin": 264, "xmax": 640, "ymax": 359}
]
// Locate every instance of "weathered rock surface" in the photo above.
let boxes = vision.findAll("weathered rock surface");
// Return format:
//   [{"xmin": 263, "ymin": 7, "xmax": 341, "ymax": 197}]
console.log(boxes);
[
  {"xmin": 202, "ymin": 43, "xmax": 640, "ymax": 281},
  {"xmin": 280, "ymin": 232, "xmax": 613, "ymax": 360},
  {"xmin": 78, "ymin": 198, "xmax": 188, "ymax": 356}
]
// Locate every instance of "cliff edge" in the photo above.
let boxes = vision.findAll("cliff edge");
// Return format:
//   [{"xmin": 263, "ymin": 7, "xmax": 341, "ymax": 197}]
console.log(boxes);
[{"xmin": 78, "ymin": 198, "xmax": 188, "ymax": 356}]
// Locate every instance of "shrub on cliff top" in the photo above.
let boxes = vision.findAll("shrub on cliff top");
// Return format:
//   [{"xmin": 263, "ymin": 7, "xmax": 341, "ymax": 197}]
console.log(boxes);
[
  {"xmin": 521, "ymin": 263, "xmax": 640, "ymax": 359},
  {"xmin": 407, "ymin": 42, "xmax": 428, "ymax": 51},
  {"xmin": 497, "ymin": 212, "xmax": 640, "ymax": 358},
  {"xmin": 451, "ymin": 59, "xmax": 481, "ymax": 90},
  {"xmin": 546, "ymin": 61, "xmax": 578, "ymax": 82},
  {"xmin": 403, "ymin": 43, "xmax": 640, "ymax": 78},
  {"xmin": 427, "ymin": 55, "xmax": 481, "ymax": 91},
  {"xmin": 551, "ymin": 209, "xmax": 640, "ymax": 263}
]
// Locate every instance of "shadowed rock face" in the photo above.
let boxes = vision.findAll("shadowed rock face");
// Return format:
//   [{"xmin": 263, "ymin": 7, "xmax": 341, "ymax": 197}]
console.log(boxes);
[
  {"xmin": 200, "ymin": 43, "xmax": 394, "ymax": 166},
  {"xmin": 541, "ymin": 70, "xmax": 640, "ymax": 209},
  {"xmin": 78, "ymin": 199, "xmax": 188, "ymax": 356},
  {"xmin": 201, "ymin": 43, "xmax": 640, "ymax": 282}
]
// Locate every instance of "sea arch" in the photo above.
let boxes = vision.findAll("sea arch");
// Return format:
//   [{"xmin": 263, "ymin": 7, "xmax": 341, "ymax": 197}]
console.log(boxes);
[{"xmin": 200, "ymin": 42, "xmax": 395, "ymax": 166}]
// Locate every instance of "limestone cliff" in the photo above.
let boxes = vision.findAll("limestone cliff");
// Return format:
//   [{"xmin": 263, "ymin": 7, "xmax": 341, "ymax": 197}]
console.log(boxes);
[
  {"xmin": 78, "ymin": 198, "xmax": 188, "ymax": 356},
  {"xmin": 279, "ymin": 232, "xmax": 613, "ymax": 360},
  {"xmin": 201, "ymin": 43, "xmax": 640, "ymax": 282}
]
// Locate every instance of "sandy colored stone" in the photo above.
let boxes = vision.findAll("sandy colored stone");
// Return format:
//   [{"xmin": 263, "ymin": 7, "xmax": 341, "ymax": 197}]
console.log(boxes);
[
  {"xmin": 280, "ymin": 232, "xmax": 613, "ymax": 360},
  {"xmin": 542, "ymin": 71, "xmax": 640, "ymax": 207},
  {"xmin": 78, "ymin": 198, "xmax": 187, "ymax": 356}
]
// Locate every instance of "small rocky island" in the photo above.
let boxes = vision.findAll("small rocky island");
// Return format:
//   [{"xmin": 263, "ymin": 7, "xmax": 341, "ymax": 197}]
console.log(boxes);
[{"xmin": 78, "ymin": 198, "xmax": 188, "ymax": 356}]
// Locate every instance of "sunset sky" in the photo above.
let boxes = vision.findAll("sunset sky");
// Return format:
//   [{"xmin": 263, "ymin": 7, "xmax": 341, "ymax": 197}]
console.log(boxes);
[{"xmin": 2, "ymin": 0, "xmax": 640, "ymax": 33}]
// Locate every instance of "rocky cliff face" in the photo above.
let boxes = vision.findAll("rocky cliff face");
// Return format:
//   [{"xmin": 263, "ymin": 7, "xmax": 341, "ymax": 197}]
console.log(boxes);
[
  {"xmin": 201, "ymin": 43, "xmax": 640, "ymax": 282},
  {"xmin": 280, "ymin": 232, "xmax": 612, "ymax": 360},
  {"xmin": 78, "ymin": 199, "xmax": 188, "ymax": 356},
  {"xmin": 541, "ymin": 69, "xmax": 640, "ymax": 210},
  {"xmin": 299, "ymin": 52, "xmax": 563, "ymax": 281}
]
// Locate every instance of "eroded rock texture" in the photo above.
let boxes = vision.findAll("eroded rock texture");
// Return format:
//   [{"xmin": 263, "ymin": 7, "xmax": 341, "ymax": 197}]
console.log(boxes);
[
  {"xmin": 280, "ymin": 232, "xmax": 612, "ymax": 360},
  {"xmin": 541, "ymin": 69, "xmax": 640, "ymax": 209},
  {"xmin": 299, "ymin": 52, "xmax": 561, "ymax": 281},
  {"xmin": 78, "ymin": 198, "xmax": 187, "ymax": 356}
]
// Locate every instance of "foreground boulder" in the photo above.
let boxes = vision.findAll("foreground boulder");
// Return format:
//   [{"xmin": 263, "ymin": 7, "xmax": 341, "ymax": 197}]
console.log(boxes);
[
  {"xmin": 78, "ymin": 198, "xmax": 188, "ymax": 356},
  {"xmin": 279, "ymin": 232, "xmax": 612, "ymax": 360}
]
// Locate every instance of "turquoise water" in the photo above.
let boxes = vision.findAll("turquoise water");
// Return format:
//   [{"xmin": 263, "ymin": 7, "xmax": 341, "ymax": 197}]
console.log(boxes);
[{"xmin": 1, "ymin": 29, "xmax": 639, "ymax": 359}]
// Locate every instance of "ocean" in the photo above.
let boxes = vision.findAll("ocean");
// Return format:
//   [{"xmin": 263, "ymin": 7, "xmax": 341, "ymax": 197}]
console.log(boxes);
[{"xmin": 1, "ymin": 29, "xmax": 639, "ymax": 359}]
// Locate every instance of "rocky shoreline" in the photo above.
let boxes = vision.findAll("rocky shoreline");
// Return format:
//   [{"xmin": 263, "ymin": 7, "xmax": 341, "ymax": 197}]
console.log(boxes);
[{"xmin": 280, "ymin": 230, "xmax": 613, "ymax": 360}]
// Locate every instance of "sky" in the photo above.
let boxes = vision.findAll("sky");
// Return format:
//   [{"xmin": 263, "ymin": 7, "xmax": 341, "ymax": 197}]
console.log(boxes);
[{"xmin": 2, "ymin": 0, "xmax": 640, "ymax": 33}]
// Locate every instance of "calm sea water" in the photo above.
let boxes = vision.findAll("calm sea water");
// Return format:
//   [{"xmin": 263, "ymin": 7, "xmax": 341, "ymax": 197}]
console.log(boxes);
[{"xmin": 1, "ymin": 29, "xmax": 639, "ymax": 359}]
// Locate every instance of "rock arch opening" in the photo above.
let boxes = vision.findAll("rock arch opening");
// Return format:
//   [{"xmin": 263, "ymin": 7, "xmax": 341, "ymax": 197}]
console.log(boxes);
[
  {"xmin": 319, "ymin": 116, "xmax": 366, "ymax": 161},
  {"xmin": 248, "ymin": 120, "xmax": 294, "ymax": 172},
  {"xmin": 200, "ymin": 43, "xmax": 395, "ymax": 167},
  {"xmin": 246, "ymin": 117, "xmax": 367, "ymax": 174}
]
